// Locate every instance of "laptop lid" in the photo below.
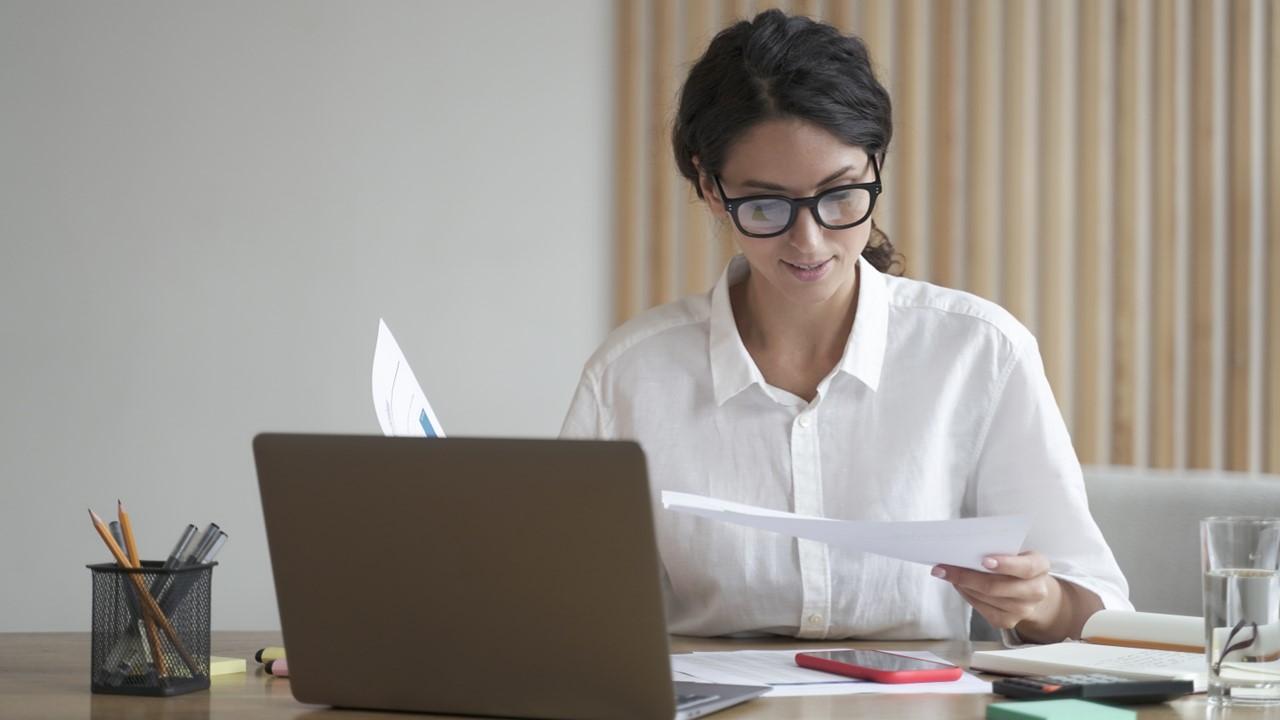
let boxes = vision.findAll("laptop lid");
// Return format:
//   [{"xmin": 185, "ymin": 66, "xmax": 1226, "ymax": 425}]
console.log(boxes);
[{"xmin": 254, "ymin": 434, "xmax": 678, "ymax": 720}]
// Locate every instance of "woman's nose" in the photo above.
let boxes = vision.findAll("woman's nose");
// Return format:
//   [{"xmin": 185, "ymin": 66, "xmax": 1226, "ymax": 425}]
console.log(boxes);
[{"xmin": 787, "ymin": 208, "xmax": 824, "ymax": 251}]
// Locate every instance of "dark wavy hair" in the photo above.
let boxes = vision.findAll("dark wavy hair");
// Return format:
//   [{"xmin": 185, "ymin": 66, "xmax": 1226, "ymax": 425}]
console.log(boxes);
[{"xmin": 672, "ymin": 10, "xmax": 902, "ymax": 275}]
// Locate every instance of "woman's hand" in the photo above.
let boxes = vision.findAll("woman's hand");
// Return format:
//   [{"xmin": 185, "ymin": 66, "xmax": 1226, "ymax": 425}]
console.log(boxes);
[{"xmin": 932, "ymin": 550, "xmax": 1095, "ymax": 643}]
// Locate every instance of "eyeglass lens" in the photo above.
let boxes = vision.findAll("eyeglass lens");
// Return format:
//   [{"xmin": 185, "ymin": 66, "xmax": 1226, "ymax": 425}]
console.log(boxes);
[{"xmin": 734, "ymin": 187, "xmax": 874, "ymax": 236}]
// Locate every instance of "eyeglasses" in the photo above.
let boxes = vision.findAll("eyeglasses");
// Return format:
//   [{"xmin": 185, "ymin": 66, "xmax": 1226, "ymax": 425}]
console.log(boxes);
[
  {"xmin": 1213, "ymin": 619, "xmax": 1258, "ymax": 675},
  {"xmin": 713, "ymin": 156, "xmax": 882, "ymax": 239}
]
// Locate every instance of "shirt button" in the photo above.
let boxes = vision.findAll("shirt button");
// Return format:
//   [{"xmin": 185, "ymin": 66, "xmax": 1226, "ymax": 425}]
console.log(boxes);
[
  {"xmin": 797, "ymin": 414, "xmax": 812, "ymax": 428},
  {"xmin": 808, "ymin": 613, "xmax": 823, "ymax": 625}
]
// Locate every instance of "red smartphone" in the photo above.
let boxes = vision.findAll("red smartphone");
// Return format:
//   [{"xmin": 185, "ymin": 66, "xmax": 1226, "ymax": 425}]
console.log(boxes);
[{"xmin": 795, "ymin": 649, "xmax": 963, "ymax": 684}]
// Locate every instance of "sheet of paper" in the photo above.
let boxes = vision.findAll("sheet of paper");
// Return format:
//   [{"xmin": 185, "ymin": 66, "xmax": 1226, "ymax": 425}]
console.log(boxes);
[
  {"xmin": 670, "ymin": 650, "xmax": 991, "ymax": 697},
  {"xmin": 371, "ymin": 318, "xmax": 445, "ymax": 437},
  {"xmin": 662, "ymin": 491, "xmax": 1028, "ymax": 571}
]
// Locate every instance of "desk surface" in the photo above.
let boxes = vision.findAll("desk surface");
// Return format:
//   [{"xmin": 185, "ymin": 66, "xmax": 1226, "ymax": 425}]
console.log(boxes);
[{"xmin": 0, "ymin": 632, "xmax": 1255, "ymax": 719}]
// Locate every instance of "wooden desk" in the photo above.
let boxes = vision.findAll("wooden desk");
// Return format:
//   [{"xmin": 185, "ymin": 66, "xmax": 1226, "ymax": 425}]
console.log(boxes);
[{"xmin": 0, "ymin": 632, "xmax": 1258, "ymax": 719}]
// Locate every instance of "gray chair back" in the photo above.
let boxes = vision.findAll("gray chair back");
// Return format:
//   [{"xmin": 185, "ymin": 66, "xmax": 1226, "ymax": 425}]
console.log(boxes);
[
  {"xmin": 1083, "ymin": 466, "xmax": 1280, "ymax": 616},
  {"xmin": 970, "ymin": 466, "xmax": 1280, "ymax": 641}
]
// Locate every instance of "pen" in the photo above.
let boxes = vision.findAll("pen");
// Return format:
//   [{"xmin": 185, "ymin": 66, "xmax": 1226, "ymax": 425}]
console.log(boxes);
[
  {"xmin": 150, "ymin": 524, "xmax": 199, "ymax": 606},
  {"xmin": 185, "ymin": 523, "xmax": 221, "ymax": 565},
  {"xmin": 159, "ymin": 530, "xmax": 229, "ymax": 616},
  {"xmin": 108, "ymin": 521, "xmax": 127, "ymax": 560}
]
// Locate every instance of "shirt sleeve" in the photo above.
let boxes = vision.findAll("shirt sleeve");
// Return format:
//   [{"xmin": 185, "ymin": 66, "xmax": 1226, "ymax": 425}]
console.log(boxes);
[
  {"xmin": 559, "ymin": 370, "xmax": 606, "ymax": 440},
  {"xmin": 970, "ymin": 337, "xmax": 1133, "ymax": 613}
]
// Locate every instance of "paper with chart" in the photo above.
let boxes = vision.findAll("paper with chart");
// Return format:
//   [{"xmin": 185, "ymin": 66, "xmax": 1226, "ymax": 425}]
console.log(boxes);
[
  {"xmin": 371, "ymin": 319, "xmax": 445, "ymax": 437},
  {"xmin": 671, "ymin": 649, "xmax": 990, "ymax": 697},
  {"xmin": 661, "ymin": 491, "xmax": 1028, "ymax": 571}
]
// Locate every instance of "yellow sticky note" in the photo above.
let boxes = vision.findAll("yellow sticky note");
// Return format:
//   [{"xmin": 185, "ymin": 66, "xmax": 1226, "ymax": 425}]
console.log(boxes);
[{"xmin": 209, "ymin": 656, "xmax": 247, "ymax": 676}]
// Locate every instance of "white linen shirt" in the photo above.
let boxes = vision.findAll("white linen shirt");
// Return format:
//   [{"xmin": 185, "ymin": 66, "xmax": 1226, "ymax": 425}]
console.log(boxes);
[{"xmin": 560, "ymin": 254, "xmax": 1131, "ymax": 640}]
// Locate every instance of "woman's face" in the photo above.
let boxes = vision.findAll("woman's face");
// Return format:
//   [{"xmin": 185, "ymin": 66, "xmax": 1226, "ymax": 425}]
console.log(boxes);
[{"xmin": 699, "ymin": 117, "xmax": 876, "ymax": 308}]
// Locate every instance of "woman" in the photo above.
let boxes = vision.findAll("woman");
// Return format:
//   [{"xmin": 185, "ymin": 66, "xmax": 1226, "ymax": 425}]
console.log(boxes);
[{"xmin": 562, "ymin": 10, "xmax": 1130, "ymax": 643}]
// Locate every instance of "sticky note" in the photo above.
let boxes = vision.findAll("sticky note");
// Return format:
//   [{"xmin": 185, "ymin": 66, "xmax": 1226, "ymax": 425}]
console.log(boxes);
[
  {"xmin": 209, "ymin": 656, "xmax": 247, "ymax": 676},
  {"xmin": 987, "ymin": 699, "xmax": 1137, "ymax": 720}
]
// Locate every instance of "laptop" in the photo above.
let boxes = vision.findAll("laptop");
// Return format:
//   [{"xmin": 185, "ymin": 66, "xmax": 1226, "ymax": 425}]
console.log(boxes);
[{"xmin": 253, "ymin": 434, "xmax": 767, "ymax": 720}]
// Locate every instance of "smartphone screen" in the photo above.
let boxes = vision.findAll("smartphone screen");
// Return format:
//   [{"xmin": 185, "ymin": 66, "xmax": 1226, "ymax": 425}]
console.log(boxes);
[{"xmin": 800, "ymin": 650, "xmax": 954, "ymax": 671}]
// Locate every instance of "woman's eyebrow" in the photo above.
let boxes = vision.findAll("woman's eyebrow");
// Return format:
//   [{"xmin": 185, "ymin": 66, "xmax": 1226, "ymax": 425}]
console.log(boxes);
[{"xmin": 742, "ymin": 164, "xmax": 860, "ymax": 192}]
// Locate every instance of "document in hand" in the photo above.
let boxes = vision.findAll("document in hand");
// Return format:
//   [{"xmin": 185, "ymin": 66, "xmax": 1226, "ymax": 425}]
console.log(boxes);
[
  {"xmin": 660, "ymin": 491, "xmax": 1028, "ymax": 571},
  {"xmin": 970, "ymin": 611, "xmax": 1209, "ymax": 692},
  {"xmin": 371, "ymin": 319, "xmax": 446, "ymax": 437}
]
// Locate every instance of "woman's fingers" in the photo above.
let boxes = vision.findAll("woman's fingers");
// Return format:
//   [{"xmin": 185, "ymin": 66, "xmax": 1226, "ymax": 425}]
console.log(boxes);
[
  {"xmin": 932, "ymin": 564, "xmax": 1050, "ymax": 604},
  {"xmin": 955, "ymin": 587, "xmax": 1023, "ymax": 630},
  {"xmin": 981, "ymin": 551, "xmax": 1051, "ymax": 580}
]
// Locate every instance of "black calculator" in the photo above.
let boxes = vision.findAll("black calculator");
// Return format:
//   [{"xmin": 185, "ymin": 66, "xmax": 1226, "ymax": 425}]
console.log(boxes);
[{"xmin": 992, "ymin": 673, "xmax": 1194, "ymax": 704}]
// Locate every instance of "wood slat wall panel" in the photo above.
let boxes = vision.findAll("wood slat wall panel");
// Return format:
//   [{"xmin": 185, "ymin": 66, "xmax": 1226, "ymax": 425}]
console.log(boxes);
[
  {"xmin": 1150, "ymin": 0, "xmax": 1177, "ymax": 468},
  {"xmin": 893, "ymin": 0, "xmax": 928, "ymax": 279},
  {"xmin": 1000, "ymin": 0, "xmax": 1039, "ymax": 328},
  {"xmin": 929, "ymin": 0, "xmax": 961, "ymax": 290},
  {"xmin": 649, "ymin": 0, "xmax": 677, "ymax": 307},
  {"xmin": 1269, "ymin": 0, "xmax": 1280, "ymax": 474},
  {"xmin": 614, "ymin": 0, "xmax": 1276, "ymax": 473},
  {"xmin": 614, "ymin": 0, "xmax": 643, "ymax": 326},
  {"xmin": 680, "ymin": 0, "xmax": 713, "ymax": 296},
  {"xmin": 1039, "ymin": 0, "xmax": 1076, "ymax": 423},
  {"xmin": 1226, "ymin": 0, "xmax": 1253, "ymax": 471},
  {"xmin": 1112, "ymin": 0, "xmax": 1141, "ymax": 465},
  {"xmin": 1188, "ymin": 0, "xmax": 1217, "ymax": 469},
  {"xmin": 965, "ymin": 0, "xmax": 1001, "ymax": 306},
  {"xmin": 1075, "ymin": 0, "xmax": 1113, "ymax": 465}
]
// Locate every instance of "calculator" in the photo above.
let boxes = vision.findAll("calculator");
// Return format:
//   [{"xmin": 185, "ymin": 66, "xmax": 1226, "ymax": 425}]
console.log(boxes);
[{"xmin": 992, "ymin": 673, "xmax": 1194, "ymax": 704}]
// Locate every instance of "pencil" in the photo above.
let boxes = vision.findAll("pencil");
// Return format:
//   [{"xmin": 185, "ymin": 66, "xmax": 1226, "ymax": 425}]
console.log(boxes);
[
  {"xmin": 89, "ymin": 509, "xmax": 201, "ymax": 676},
  {"xmin": 117, "ymin": 500, "xmax": 170, "ymax": 678}
]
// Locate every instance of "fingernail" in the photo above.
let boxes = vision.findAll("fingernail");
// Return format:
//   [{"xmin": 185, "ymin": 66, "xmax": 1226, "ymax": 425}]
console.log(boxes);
[
  {"xmin": 983, "ymin": 557, "xmax": 999, "ymax": 570},
  {"xmin": 931, "ymin": 566, "xmax": 946, "ymax": 579}
]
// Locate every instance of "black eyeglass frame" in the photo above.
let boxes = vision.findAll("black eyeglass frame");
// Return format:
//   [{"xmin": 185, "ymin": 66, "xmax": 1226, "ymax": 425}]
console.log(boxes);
[{"xmin": 713, "ymin": 155, "xmax": 883, "ymax": 239}]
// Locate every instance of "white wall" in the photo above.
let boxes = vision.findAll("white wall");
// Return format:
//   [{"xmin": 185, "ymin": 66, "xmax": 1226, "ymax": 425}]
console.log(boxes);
[{"xmin": 0, "ymin": 1, "xmax": 613, "ymax": 630}]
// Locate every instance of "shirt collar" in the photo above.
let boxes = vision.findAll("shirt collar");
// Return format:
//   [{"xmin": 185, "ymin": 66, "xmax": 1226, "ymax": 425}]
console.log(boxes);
[{"xmin": 708, "ymin": 254, "xmax": 888, "ymax": 406}]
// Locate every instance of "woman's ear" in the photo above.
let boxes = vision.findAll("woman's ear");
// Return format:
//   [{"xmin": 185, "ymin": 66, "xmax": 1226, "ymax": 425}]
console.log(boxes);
[{"xmin": 692, "ymin": 156, "xmax": 726, "ymax": 215}]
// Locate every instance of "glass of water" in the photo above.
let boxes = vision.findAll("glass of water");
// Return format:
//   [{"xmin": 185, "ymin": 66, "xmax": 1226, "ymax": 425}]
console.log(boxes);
[{"xmin": 1202, "ymin": 516, "xmax": 1280, "ymax": 706}]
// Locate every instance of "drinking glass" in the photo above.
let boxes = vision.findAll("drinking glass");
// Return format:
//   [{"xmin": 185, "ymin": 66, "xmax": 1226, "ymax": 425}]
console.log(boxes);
[{"xmin": 1202, "ymin": 516, "xmax": 1280, "ymax": 706}]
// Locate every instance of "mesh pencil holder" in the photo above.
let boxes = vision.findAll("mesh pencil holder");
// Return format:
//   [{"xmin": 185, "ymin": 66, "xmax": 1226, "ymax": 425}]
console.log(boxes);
[{"xmin": 88, "ymin": 561, "xmax": 216, "ymax": 696}]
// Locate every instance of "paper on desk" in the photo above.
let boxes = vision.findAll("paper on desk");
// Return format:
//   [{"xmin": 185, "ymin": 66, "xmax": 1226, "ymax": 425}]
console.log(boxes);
[
  {"xmin": 371, "ymin": 319, "xmax": 445, "ymax": 437},
  {"xmin": 661, "ymin": 491, "xmax": 1028, "ymax": 571},
  {"xmin": 671, "ymin": 649, "xmax": 991, "ymax": 697}
]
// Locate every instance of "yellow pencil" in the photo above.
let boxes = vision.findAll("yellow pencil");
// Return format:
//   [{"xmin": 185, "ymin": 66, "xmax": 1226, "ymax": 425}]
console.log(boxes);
[
  {"xmin": 89, "ymin": 509, "xmax": 200, "ymax": 676},
  {"xmin": 117, "ymin": 500, "xmax": 169, "ymax": 677}
]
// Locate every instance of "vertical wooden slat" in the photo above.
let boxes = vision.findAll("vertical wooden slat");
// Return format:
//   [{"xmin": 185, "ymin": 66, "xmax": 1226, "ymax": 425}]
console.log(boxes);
[
  {"xmin": 1039, "ymin": 0, "xmax": 1076, "ymax": 423},
  {"xmin": 615, "ymin": 0, "xmax": 642, "ymax": 326},
  {"xmin": 794, "ymin": 0, "xmax": 820, "ymax": 19},
  {"xmin": 1173, "ymin": 0, "xmax": 1193, "ymax": 469},
  {"xmin": 1269, "ymin": 0, "xmax": 1280, "ymax": 474},
  {"xmin": 649, "ymin": 0, "xmax": 677, "ymax": 308},
  {"xmin": 1226, "ymin": 0, "xmax": 1252, "ymax": 470},
  {"xmin": 827, "ymin": 0, "xmax": 855, "ymax": 31},
  {"xmin": 681, "ymin": 0, "xmax": 713, "ymax": 294},
  {"xmin": 893, "ymin": 0, "xmax": 927, "ymax": 279},
  {"xmin": 717, "ymin": 0, "xmax": 753, "ymax": 271},
  {"xmin": 860, "ymin": 0, "xmax": 895, "ymax": 247},
  {"xmin": 1189, "ymin": 0, "xmax": 1217, "ymax": 469},
  {"xmin": 1001, "ymin": 0, "xmax": 1039, "ymax": 327},
  {"xmin": 1151, "ymin": 0, "xmax": 1178, "ymax": 468},
  {"xmin": 1113, "ymin": 0, "xmax": 1140, "ymax": 465},
  {"xmin": 929, "ymin": 0, "xmax": 959, "ymax": 289},
  {"xmin": 965, "ymin": 0, "xmax": 1000, "ymax": 304},
  {"xmin": 1076, "ymin": 0, "xmax": 1116, "ymax": 465}
]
